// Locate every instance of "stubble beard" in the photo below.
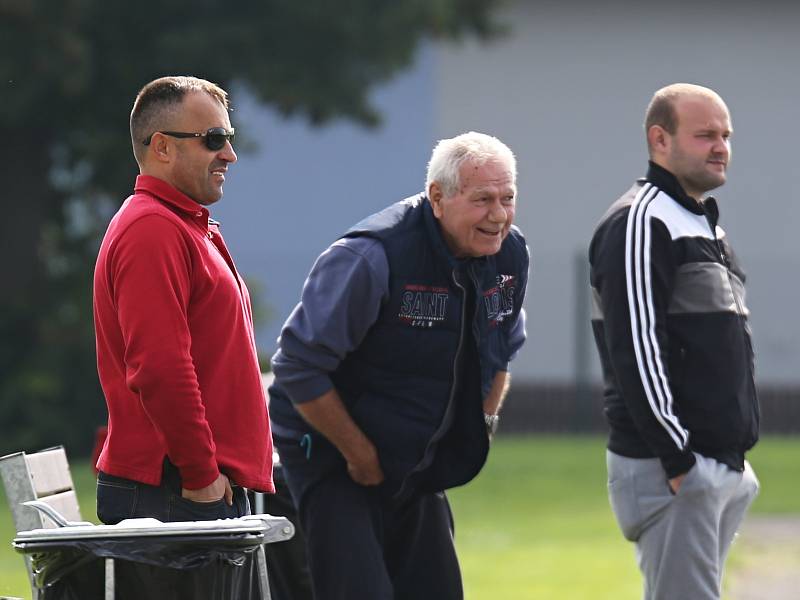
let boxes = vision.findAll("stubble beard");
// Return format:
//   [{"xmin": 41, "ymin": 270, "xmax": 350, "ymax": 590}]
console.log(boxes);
[
  {"xmin": 671, "ymin": 147, "xmax": 727, "ymax": 198},
  {"xmin": 685, "ymin": 165, "xmax": 726, "ymax": 197}
]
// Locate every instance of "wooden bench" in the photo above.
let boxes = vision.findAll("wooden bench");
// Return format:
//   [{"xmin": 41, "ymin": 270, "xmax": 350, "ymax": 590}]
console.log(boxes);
[{"xmin": 0, "ymin": 446, "xmax": 81, "ymax": 600}]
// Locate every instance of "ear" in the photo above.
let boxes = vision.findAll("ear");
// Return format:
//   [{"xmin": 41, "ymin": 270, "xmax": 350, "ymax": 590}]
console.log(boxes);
[
  {"xmin": 149, "ymin": 133, "xmax": 172, "ymax": 164},
  {"xmin": 428, "ymin": 181, "xmax": 444, "ymax": 218},
  {"xmin": 647, "ymin": 125, "xmax": 670, "ymax": 155}
]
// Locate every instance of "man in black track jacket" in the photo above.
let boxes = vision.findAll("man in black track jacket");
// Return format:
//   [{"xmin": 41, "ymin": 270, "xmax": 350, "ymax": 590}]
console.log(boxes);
[{"xmin": 589, "ymin": 83, "xmax": 759, "ymax": 600}]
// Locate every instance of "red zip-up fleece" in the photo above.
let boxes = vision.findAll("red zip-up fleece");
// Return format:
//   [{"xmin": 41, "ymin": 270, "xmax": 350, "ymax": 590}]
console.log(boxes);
[{"xmin": 94, "ymin": 175, "xmax": 274, "ymax": 492}]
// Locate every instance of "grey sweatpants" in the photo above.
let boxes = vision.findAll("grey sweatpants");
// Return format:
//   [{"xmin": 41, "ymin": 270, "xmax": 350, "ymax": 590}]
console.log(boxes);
[{"xmin": 607, "ymin": 450, "xmax": 759, "ymax": 600}]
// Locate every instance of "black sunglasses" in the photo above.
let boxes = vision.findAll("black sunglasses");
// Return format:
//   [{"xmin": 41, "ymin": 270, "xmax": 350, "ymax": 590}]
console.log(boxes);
[{"xmin": 142, "ymin": 127, "xmax": 235, "ymax": 151}]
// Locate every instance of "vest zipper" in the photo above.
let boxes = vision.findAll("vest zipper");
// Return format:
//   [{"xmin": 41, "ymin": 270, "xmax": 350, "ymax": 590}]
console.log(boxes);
[{"xmin": 393, "ymin": 267, "xmax": 468, "ymax": 500}]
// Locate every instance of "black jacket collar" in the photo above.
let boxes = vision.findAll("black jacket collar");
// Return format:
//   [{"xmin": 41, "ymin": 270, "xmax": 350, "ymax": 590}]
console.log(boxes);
[
  {"xmin": 642, "ymin": 161, "xmax": 704, "ymax": 214},
  {"xmin": 642, "ymin": 161, "xmax": 720, "ymax": 225}
]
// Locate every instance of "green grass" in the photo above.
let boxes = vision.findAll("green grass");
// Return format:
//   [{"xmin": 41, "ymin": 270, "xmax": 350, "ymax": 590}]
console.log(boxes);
[
  {"xmin": 449, "ymin": 435, "xmax": 800, "ymax": 600},
  {"xmin": 1, "ymin": 435, "xmax": 798, "ymax": 599},
  {"xmin": 449, "ymin": 436, "xmax": 640, "ymax": 599}
]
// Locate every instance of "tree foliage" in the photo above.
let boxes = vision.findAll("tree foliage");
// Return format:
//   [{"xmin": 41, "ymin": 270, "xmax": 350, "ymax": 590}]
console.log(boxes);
[{"xmin": 0, "ymin": 0, "xmax": 501, "ymax": 456}]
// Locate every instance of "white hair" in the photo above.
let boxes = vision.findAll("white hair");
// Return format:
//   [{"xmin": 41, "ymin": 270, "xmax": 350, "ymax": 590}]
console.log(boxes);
[{"xmin": 425, "ymin": 131, "xmax": 517, "ymax": 197}]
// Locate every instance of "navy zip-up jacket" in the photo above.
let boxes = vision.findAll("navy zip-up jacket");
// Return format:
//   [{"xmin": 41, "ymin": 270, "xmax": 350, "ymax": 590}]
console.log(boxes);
[{"xmin": 270, "ymin": 195, "xmax": 529, "ymax": 498}]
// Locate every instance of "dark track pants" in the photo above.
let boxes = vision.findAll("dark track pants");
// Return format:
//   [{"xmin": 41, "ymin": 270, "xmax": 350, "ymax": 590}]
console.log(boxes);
[{"xmin": 277, "ymin": 440, "xmax": 463, "ymax": 600}]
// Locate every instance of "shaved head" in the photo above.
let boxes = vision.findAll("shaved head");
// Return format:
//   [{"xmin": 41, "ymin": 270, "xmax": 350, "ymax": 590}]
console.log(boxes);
[{"xmin": 645, "ymin": 83, "xmax": 728, "ymax": 155}]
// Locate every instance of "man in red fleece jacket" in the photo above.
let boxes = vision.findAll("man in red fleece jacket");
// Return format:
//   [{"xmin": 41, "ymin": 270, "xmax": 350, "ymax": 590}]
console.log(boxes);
[{"xmin": 93, "ymin": 76, "xmax": 273, "ymax": 524}]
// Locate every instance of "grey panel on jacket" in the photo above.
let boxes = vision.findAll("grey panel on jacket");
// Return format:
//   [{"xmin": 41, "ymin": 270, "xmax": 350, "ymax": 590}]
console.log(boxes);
[
  {"xmin": 591, "ymin": 286, "xmax": 603, "ymax": 321},
  {"xmin": 667, "ymin": 262, "xmax": 749, "ymax": 316}
]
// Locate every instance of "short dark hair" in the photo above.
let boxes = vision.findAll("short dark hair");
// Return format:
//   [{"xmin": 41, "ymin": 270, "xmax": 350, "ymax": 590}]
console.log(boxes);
[{"xmin": 130, "ymin": 76, "xmax": 229, "ymax": 166}]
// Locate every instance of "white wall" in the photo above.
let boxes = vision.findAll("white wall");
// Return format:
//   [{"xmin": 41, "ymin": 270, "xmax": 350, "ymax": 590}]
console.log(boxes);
[
  {"xmin": 220, "ymin": 0, "xmax": 800, "ymax": 385},
  {"xmin": 435, "ymin": 0, "xmax": 800, "ymax": 383}
]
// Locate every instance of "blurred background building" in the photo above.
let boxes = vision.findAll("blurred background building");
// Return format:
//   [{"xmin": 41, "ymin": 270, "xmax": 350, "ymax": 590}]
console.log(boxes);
[
  {"xmin": 216, "ymin": 0, "xmax": 800, "ymax": 431},
  {"xmin": 3, "ymin": 0, "xmax": 798, "ymax": 453}
]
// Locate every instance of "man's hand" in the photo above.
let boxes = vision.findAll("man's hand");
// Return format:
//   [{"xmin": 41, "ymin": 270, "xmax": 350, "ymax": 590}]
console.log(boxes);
[
  {"xmin": 344, "ymin": 440, "xmax": 385, "ymax": 486},
  {"xmin": 182, "ymin": 473, "xmax": 233, "ymax": 505},
  {"xmin": 295, "ymin": 388, "xmax": 386, "ymax": 487},
  {"xmin": 668, "ymin": 472, "xmax": 687, "ymax": 494}
]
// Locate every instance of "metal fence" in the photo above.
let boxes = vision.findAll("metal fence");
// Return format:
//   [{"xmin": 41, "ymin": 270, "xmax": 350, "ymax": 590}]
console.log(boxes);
[{"xmin": 501, "ymin": 383, "xmax": 800, "ymax": 434}]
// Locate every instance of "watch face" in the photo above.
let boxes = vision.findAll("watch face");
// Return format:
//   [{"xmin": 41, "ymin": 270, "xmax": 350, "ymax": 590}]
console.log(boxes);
[{"xmin": 485, "ymin": 414, "xmax": 499, "ymax": 435}]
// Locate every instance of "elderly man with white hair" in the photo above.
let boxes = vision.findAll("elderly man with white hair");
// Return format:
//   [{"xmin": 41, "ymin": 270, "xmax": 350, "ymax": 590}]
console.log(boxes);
[{"xmin": 269, "ymin": 131, "xmax": 530, "ymax": 600}]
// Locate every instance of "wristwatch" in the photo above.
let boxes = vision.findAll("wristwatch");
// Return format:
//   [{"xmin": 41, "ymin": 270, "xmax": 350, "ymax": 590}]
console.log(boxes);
[{"xmin": 484, "ymin": 412, "xmax": 500, "ymax": 436}]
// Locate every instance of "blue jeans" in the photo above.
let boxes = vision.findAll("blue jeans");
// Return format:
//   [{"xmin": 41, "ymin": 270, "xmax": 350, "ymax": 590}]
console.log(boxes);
[{"xmin": 97, "ymin": 459, "xmax": 250, "ymax": 524}]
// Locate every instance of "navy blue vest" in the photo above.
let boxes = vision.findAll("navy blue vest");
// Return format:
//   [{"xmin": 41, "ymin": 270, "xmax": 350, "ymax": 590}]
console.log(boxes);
[{"xmin": 331, "ymin": 195, "xmax": 528, "ymax": 497}]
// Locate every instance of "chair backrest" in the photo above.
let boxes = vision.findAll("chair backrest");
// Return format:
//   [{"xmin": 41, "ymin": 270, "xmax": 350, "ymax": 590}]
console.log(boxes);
[
  {"xmin": 0, "ymin": 446, "xmax": 82, "ymax": 532},
  {"xmin": 0, "ymin": 446, "xmax": 82, "ymax": 600}
]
